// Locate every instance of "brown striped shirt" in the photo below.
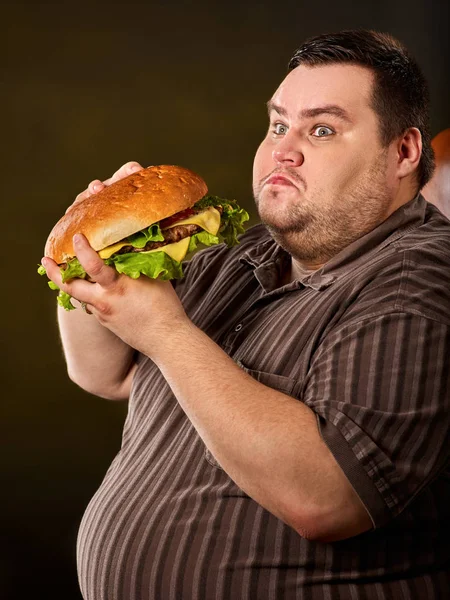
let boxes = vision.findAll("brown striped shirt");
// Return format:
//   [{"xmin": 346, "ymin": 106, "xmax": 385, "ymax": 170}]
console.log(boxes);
[{"xmin": 77, "ymin": 194, "xmax": 450, "ymax": 599}]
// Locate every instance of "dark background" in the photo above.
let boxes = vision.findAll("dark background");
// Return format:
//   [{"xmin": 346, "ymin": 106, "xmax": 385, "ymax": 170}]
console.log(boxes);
[{"xmin": 2, "ymin": 1, "xmax": 448, "ymax": 598}]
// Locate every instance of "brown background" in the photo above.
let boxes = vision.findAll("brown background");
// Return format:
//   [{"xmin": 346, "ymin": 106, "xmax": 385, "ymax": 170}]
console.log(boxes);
[{"xmin": 2, "ymin": 1, "xmax": 449, "ymax": 598}]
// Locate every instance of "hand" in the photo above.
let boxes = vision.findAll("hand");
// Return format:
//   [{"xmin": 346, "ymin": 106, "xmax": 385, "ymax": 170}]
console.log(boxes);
[
  {"xmin": 42, "ymin": 234, "xmax": 189, "ymax": 358},
  {"xmin": 65, "ymin": 161, "xmax": 144, "ymax": 214}
]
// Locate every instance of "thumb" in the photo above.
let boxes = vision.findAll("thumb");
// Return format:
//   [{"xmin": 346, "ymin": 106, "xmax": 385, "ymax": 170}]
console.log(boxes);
[{"xmin": 73, "ymin": 234, "xmax": 119, "ymax": 288}]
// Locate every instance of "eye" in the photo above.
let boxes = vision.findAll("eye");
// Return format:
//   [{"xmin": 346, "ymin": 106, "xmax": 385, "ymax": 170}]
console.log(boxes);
[
  {"xmin": 312, "ymin": 125, "xmax": 334, "ymax": 138},
  {"xmin": 271, "ymin": 122, "xmax": 288, "ymax": 136}
]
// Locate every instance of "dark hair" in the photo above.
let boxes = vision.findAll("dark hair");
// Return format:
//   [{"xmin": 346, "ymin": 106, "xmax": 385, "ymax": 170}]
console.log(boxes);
[{"xmin": 288, "ymin": 30, "xmax": 435, "ymax": 190}]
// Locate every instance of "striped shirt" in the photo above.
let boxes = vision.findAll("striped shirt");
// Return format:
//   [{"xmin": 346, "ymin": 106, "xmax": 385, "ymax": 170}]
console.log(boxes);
[{"xmin": 77, "ymin": 194, "xmax": 450, "ymax": 599}]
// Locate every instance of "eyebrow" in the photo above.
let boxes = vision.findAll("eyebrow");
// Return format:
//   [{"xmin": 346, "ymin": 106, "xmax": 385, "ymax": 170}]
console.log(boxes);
[{"xmin": 266, "ymin": 100, "xmax": 353, "ymax": 124}]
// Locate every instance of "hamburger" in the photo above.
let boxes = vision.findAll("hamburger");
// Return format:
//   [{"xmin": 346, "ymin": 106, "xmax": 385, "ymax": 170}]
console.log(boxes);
[{"xmin": 38, "ymin": 164, "xmax": 249, "ymax": 310}]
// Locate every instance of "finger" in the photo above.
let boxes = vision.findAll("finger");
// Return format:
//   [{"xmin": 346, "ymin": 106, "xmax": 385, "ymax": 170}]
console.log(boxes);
[
  {"xmin": 41, "ymin": 255, "xmax": 92, "ymax": 296},
  {"xmin": 42, "ymin": 256, "xmax": 96, "ymax": 306},
  {"xmin": 80, "ymin": 301, "xmax": 93, "ymax": 315},
  {"xmin": 66, "ymin": 187, "xmax": 93, "ymax": 214},
  {"xmin": 87, "ymin": 179, "xmax": 106, "ymax": 196},
  {"xmin": 70, "ymin": 179, "xmax": 105, "ymax": 207},
  {"xmin": 66, "ymin": 163, "xmax": 143, "ymax": 214},
  {"xmin": 103, "ymin": 161, "xmax": 144, "ymax": 186},
  {"xmin": 73, "ymin": 234, "xmax": 119, "ymax": 289},
  {"xmin": 72, "ymin": 186, "xmax": 93, "ymax": 206},
  {"xmin": 41, "ymin": 256, "xmax": 65, "ymax": 288}
]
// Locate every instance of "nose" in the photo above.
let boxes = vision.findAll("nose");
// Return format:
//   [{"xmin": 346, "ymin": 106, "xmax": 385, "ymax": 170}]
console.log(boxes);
[{"xmin": 272, "ymin": 144, "xmax": 304, "ymax": 167}]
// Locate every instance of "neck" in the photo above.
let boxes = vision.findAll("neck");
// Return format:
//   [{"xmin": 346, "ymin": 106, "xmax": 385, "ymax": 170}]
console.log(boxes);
[
  {"xmin": 278, "ymin": 181, "xmax": 418, "ymax": 286},
  {"xmin": 281, "ymin": 257, "xmax": 322, "ymax": 285}
]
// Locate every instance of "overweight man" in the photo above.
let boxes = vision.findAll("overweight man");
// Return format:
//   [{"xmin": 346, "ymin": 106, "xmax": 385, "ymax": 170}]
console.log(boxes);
[{"xmin": 42, "ymin": 29, "xmax": 450, "ymax": 600}]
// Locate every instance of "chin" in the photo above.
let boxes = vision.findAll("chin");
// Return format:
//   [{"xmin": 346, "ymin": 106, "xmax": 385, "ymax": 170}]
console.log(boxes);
[
  {"xmin": 256, "ymin": 199, "xmax": 312, "ymax": 236},
  {"xmin": 256, "ymin": 193, "xmax": 292, "ymax": 226}
]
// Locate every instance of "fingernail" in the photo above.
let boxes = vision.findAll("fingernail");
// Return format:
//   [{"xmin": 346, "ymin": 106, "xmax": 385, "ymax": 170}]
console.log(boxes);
[
  {"xmin": 41, "ymin": 257, "xmax": 48, "ymax": 267},
  {"xmin": 93, "ymin": 183, "xmax": 103, "ymax": 192},
  {"xmin": 73, "ymin": 234, "xmax": 83, "ymax": 245}
]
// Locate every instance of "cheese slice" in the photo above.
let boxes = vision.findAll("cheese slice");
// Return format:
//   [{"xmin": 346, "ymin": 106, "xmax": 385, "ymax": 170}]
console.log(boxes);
[
  {"xmin": 166, "ymin": 206, "xmax": 221, "ymax": 235},
  {"xmin": 99, "ymin": 236, "xmax": 191, "ymax": 262},
  {"xmin": 99, "ymin": 241, "xmax": 130, "ymax": 259},
  {"xmin": 142, "ymin": 236, "xmax": 191, "ymax": 262},
  {"xmin": 98, "ymin": 207, "xmax": 221, "ymax": 260}
]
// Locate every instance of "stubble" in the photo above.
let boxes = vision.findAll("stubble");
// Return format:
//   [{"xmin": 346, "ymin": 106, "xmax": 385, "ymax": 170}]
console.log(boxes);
[{"xmin": 254, "ymin": 152, "xmax": 393, "ymax": 264}]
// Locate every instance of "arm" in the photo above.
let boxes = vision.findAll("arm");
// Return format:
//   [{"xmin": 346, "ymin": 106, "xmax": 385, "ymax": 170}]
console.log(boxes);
[
  {"xmin": 57, "ymin": 300, "xmax": 138, "ymax": 400},
  {"xmin": 44, "ymin": 161, "xmax": 144, "ymax": 400},
  {"xmin": 123, "ymin": 311, "xmax": 449, "ymax": 541},
  {"xmin": 151, "ymin": 319, "xmax": 373, "ymax": 542}
]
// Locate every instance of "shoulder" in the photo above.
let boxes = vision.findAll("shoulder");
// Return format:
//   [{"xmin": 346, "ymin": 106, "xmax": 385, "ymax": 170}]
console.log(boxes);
[
  {"xmin": 397, "ymin": 201, "xmax": 450, "ymax": 257},
  {"xmin": 397, "ymin": 250, "xmax": 448, "ymax": 326},
  {"xmin": 336, "ymin": 209, "xmax": 450, "ymax": 328},
  {"xmin": 394, "ymin": 206, "xmax": 450, "ymax": 322},
  {"xmin": 398, "ymin": 225, "xmax": 450, "ymax": 287}
]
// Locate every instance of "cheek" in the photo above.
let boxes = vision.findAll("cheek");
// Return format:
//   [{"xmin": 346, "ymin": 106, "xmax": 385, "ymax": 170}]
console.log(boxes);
[
  {"xmin": 253, "ymin": 141, "xmax": 271, "ymax": 184},
  {"xmin": 325, "ymin": 155, "xmax": 371, "ymax": 192}
]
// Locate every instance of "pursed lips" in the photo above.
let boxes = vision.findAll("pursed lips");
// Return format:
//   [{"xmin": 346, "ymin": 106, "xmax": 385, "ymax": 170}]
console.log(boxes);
[{"xmin": 265, "ymin": 174, "xmax": 297, "ymax": 187}]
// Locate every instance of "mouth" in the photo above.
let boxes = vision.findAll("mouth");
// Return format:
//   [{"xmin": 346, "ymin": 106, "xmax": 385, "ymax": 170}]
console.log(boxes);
[{"xmin": 265, "ymin": 174, "xmax": 297, "ymax": 187}]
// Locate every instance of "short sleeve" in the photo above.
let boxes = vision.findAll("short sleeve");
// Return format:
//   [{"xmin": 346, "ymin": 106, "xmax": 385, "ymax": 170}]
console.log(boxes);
[{"xmin": 301, "ymin": 312, "xmax": 450, "ymax": 528}]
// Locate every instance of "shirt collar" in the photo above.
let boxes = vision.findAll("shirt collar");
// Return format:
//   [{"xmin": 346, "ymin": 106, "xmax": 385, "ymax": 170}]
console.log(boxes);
[{"xmin": 240, "ymin": 194, "xmax": 427, "ymax": 291}]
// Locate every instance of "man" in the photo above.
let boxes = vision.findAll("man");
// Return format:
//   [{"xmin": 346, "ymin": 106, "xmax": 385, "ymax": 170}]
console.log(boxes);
[{"xmin": 42, "ymin": 30, "xmax": 450, "ymax": 599}]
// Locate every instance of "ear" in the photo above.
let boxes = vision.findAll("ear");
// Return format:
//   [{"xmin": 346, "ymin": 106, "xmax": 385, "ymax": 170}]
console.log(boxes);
[{"xmin": 396, "ymin": 127, "xmax": 422, "ymax": 180}]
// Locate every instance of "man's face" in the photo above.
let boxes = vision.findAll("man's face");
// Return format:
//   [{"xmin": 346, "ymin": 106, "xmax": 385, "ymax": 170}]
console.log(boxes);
[{"xmin": 253, "ymin": 63, "xmax": 398, "ymax": 265}]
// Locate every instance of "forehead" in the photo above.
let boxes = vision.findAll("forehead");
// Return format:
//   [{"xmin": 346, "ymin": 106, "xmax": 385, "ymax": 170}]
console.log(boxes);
[{"xmin": 271, "ymin": 63, "xmax": 375, "ymax": 116}]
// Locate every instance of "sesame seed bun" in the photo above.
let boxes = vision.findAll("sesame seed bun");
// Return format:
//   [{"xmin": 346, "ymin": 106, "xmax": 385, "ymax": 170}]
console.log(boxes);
[{"xmin": 44, "ymin": 165, "xmax": 208, "ymax": 264}]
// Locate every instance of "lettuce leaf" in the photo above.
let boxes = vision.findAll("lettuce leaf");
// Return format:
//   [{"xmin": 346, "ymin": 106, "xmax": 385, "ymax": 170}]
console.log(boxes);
[
  {"xmin": 37, "ymin": 264, "xmax": 77, "ymax": 310},
  {"xmin": 61, "ymin": 258, "xmax": 87, "ymax": 283},
  {"xmin": 194, "ymin": 195, "xmax": 249, "ymax": 246},
  {"xmin": 125, "ymin": 223, "xmax": 164, "ymax": 248},
  {"xmin": 56, "ymin": 290, "xmax": 77, "ymax": 310},
  {"xmin": 105, "ymin": 250, "xmax": 183, "ymax": 280},
  {"xmin": 187, "ymin": 230, "xmax": 220, "ymax": 253},
  {"xmin": 37, "ymin": 252, "xmax": 184, "ymax": 310}
]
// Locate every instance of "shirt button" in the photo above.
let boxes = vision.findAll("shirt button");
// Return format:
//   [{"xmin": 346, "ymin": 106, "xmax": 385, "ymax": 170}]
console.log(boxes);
[{"xmin": 234, "ymin": 323, "xmax": 243, "ymax": 332}]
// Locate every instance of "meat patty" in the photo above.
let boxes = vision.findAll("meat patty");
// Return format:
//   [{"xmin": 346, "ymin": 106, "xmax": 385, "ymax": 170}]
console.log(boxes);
[{"xmin": 115, "ymin": 223, "xmax": 202, "ymax": 255}]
